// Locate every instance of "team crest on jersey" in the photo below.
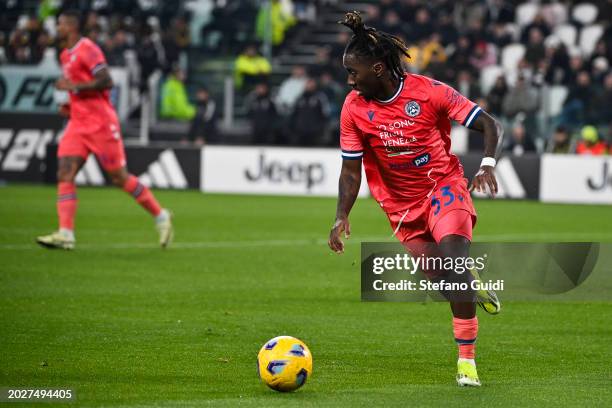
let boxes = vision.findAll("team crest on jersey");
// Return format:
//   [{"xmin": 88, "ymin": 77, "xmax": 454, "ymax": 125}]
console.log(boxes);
[{"xmin": 405, "ymin": 101, "xmax": 421, "ymax": 117}]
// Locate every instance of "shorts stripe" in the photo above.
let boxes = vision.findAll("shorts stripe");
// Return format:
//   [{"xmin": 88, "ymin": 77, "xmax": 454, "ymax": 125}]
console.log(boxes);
[
  {"xmin": 132, "ymin": 183, "xmax": 144, "ymax": 198},
  {"xmin": 57, "ymin": 193, "xmax": 77, "ymax": 202},
  {"xmin": 455, "ymin": 337, "xmax": 477, "ymax": 345}
]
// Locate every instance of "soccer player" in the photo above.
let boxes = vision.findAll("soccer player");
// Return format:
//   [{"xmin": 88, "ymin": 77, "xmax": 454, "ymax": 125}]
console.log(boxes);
[
  {"xmin": 328, "ymin": 12, "xmax": 502, "ymax": 387},
  {"xmin": 36, "ymin": 10, "xmax": 173, "ymax": 250}
]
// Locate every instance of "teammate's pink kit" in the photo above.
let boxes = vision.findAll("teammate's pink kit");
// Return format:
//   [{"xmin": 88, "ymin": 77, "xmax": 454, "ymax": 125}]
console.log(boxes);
[
  {"xmin": 58, "ymin": 37, "xmax": 125, "ymax": 171},
  {"xmin": 340, "ymin": 73, "xmax": 482, "ymax": 243}
]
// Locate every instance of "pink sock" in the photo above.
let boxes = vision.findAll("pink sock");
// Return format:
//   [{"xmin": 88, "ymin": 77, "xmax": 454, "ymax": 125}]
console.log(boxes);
[
  {"xmin": 453, "ymin": 317, "xmax": 478, "ymax": 359},
  {"xmin": 123, "ymin": 175, "xmax": 162, "ymax": 217},
  {"xmin": 57, "ymin": 181, "xmax": 77, "ymax": 230}
]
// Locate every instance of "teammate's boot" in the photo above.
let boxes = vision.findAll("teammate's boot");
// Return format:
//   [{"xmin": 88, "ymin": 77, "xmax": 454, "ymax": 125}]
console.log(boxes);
[
  {"xmin": 36, "ymin": 230, "xmax": 75, "ymax": 250},
  {"xmin": 456, "ymin": 359, "xmax": 481, "ymax": 387},
  {"xmin": 156, "ymin": 209, "xmax": 173, "ymax": 248},
  {"xmin": 470, "ymin": 267, "xmax": 501, "ymax": 315}
]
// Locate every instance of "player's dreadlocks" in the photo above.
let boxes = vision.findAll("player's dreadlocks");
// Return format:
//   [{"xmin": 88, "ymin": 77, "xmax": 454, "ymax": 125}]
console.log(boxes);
[{"xmin": 339, "ymin": 11, "xmax": 411, "ymax": 80}]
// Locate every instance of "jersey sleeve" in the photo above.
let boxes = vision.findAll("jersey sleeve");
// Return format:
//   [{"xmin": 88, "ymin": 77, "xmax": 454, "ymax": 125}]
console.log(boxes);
[
  {"xmin": 80, "ymin": 41, "xmax": 108, "ymax": 76},
  {"xmin": 339, "ymin": 97, "xmax": 364, "ymax": 160},
  {"xmin": 431, "ymin": 81, "xmax": 482, "ymax": 129}
]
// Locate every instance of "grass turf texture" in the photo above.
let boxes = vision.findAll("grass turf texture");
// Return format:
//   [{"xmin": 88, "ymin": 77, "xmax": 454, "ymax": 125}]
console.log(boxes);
[{"xmin": 1, "ymin": 184, "xmax": 611, "ymax": 407}]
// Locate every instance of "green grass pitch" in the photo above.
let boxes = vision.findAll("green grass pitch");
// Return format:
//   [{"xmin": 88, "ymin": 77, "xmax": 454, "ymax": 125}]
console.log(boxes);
[{"xmin": 1, "ymin": 184, "xmax": 611, "ymax": 407}]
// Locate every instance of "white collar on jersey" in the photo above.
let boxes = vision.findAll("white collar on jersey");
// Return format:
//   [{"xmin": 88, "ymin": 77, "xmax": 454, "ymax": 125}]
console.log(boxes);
[
  {"xmin": 68, "ymin": 38, "xmax": 85, "ymax": 53},
  {"xmin": 374, "ymin": 77, "xmax": 405, "ymax": 104}
]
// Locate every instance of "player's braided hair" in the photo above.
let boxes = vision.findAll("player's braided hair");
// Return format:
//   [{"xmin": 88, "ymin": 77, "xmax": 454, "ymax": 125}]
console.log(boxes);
[{"xmin": 339, "ymin": 11, "xmax": 410, "ymax": 80}]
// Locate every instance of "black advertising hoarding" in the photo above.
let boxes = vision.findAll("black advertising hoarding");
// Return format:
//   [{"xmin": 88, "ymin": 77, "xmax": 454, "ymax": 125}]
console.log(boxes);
[
  {"xmin": 459, "ymin": 153, "xmax": 540, "ymax": 200},
  {"xmin": 44, "ymin": 144, "xmax": 201, "ymax": 190},
  {"xmin": 0, "ymin": 113, "xmax": 65, "ymax": 183}
]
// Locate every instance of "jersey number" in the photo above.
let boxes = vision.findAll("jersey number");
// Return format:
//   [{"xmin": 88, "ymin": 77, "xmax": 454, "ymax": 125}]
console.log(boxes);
[{"xmin": 431, "ymin": 186, "xmax": 455, "ymax": 216}]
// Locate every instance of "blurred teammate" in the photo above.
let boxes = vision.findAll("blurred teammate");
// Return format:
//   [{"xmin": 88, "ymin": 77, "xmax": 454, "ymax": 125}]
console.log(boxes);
[
  {"xmin": 328, "ymin": 12, "xmax": 502, "ymax": 387},
  {"xmin": 36, "ymin": 10, "xmax": 173, "ymax": 250}
]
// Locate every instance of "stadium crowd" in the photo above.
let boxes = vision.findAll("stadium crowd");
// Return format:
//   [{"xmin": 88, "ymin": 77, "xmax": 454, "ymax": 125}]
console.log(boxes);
[{"xmin": 1, "ymin": 0, "xmax": 610, "ymax": 153}]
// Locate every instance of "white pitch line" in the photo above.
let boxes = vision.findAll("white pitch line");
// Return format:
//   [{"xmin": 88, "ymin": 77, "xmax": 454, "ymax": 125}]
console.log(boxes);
[{"xmin": 1, "ymin": 232, "xmax": 611, "ymax": 251}]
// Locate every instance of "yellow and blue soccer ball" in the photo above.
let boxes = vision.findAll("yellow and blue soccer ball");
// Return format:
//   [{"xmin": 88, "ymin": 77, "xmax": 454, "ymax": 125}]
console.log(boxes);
[{"xmin": 257, "ymin": 335, "xmax": 313, "ymax": 392}]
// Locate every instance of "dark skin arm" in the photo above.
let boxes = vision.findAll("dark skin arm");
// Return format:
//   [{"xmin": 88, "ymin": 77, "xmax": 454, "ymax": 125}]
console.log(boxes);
[
  {"xmin": 328, "ymin": 158, "xmax": 362, "ymax": 254},
  {"xmin": 55, "ymin": 67, "xmax": 113, "ymax": 92},
  {"xmin": 468, "ymin": 111, "xmax": 503, "ymax": 197}
]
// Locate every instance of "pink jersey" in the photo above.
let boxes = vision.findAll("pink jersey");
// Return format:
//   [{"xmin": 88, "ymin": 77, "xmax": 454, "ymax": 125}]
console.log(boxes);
[
  {"xmin": 60, "ymin": 37, "xmax": 118, "ymax": 129},
  {"xmin": 340, "ymin": 73, "xmax": 482, "ymax": 214}
]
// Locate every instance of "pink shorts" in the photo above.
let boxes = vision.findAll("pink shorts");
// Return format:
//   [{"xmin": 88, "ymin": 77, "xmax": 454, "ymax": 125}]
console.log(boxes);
[
  {"xmin": 58, "ymin": 120, "xmax": 126, "ymax": 171},
  {"xmin": 387, "ymin": 178, "xmax": 477, "ymax": 245}
]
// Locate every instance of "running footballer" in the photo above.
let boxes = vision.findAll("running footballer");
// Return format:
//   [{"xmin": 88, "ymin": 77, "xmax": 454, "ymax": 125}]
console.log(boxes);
[
  {"xmin": 328, "ymin": 11, "xmax": 503, "ymax": 387},
  {"xmin": 36, "ymin": 10, "xmax": 173, "ymax": 250}
]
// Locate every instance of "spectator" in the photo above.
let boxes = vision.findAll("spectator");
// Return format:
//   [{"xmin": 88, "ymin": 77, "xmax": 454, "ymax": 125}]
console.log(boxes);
[
  {"xmin": 592, "ymin": 72, "xmax": 612, "ymax": 126},
  {"xmin": 187, "ymin": 87, "xmax": 217, "ymax": 146},
  {"xmin": 590, "ymin": 57, "xmax": 609, "ymax": 86},
  {"xmin": 484, "ymin": 0, "xmax": 515, "ymax": 24},
  {"xmin": 137, "ymin": 24, "xmax": 162, "ymax": 94},
  {"xmin": 407, "ymin": 8, "xmax": 434, "ymax": 42},
  {"xmin": 502, "ymin": 75, "xmax": 539, "ymax": 121},
  {"xmin": 160, "ymin": 67, "xmax": 195, "ymax": 121},
  {"xmin": 379, "ymin": 9, "xmax": 405, "ymax": 37},
  {"xmin": 576, "ymin": 126, "xmax": 607, "ymax": 155},
  {"xmin": 544, "ymin": 41, "xmax": 571, "ymax": 85},
  {"xmin": 319, "ymin": 71, "xmax": 344, "ymax": 118},
  {"xmin": 524, "ymin": 28, "xmax": 546, "ymax": 68},
  {"xmin": 234, "ymin": 44, "xmax": 271, "ymax": 90},
  {"xmin": 407, "ymin": 35, "xmax": 447, "ymax": 73},
  {"xmin": 565, "ymin": 55, "xmax": 587, "ymax": 87},
  {"xmin": 469, "ymin": 40, "xmax": 497, "ymax": 72},
  {"xmin": 520, "ymin": 13, "xmax": 550, "ymax": 44},
  {"xmin": 437, "ymin": 12, "xmax": 459, "ymax": 46},
  {"xmin": 245, "ymin": 82, "xmax": 279, "ymax": 145},
  {"xmin": 559, "ymin": 71, "xmax": 595, "ymax": 128},
  {"xmin": 290, "ymin": 78, "xmax": 330, "ymax": 146},
  {"xmin": 547, "ymin": 126, "xmax": 571, "ymax": 154},
  {"xmin": 486, "ymin": 22, "xmax": 513, "ymax": 49},
  {"xmin": 275, "ymin": 65, "xmax": 308, "ymax": 115},
  {"xmin": 446, "ymin": 35, "xmax": 474, "ymax": 78},
  {"xmin": 255, "ymin": 0, "xmax": 296, "ymax": 47},
  {"xmin": 104, "ymin": 29, "xmax": 129, "ymax": 66},
  {"xmin": 454, "ymin": 70, "xmax": 481, "ymax": 101},
  {"xmin": 163, "ymin": 16, "xmax": 191, "ymax": 70},
  {"xmin": 505, "ymin": 122, "xmax": 536, "ymax": 156},
  {"xmin": 487, "ymin": 75, "xmax": 508, "ymax": 117}
]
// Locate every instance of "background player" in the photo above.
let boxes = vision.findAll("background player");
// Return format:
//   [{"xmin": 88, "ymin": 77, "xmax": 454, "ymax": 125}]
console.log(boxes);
[
  {"xmin": 36, "ymin": 10, "xmax": 173, "ymax": 250},
  {"xmin": 328, "ymin": 12, "xmax": 502, "ymax": 387}
]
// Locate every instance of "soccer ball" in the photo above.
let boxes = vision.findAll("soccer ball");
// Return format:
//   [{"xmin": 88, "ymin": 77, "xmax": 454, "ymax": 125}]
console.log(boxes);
[{"xmin": 257, "ymin": 335, "xmax": 312, "ymax": 392}]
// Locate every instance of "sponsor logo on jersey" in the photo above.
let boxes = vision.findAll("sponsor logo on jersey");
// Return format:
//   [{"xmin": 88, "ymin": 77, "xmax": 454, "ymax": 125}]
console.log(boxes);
[
  {"xmin": 413, "ymin": 153, "xmax": 430, "ymax": 167},
  {"xmin": 367, "ymin": 110, "xmax": 375, "ymax": 121}
]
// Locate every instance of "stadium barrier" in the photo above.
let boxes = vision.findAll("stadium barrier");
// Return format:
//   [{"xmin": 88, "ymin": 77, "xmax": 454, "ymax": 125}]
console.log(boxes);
[
  {"xmin": 540, "ymin": 154, "xmax": 612, "ymax": 204},
  {"xmin": 0, "ymin": 64, "xmax": 130, "ymax": 120},
  {"xmin": 1, "ymin": 113, "xmax": 609, "ymax": 203},
  {"xmin": 202, "ymin": 145, "xmax": 370, "ymax": 197}
]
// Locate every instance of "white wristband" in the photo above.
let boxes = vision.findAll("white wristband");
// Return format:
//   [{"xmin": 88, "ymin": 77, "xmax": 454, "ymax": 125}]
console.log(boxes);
[{"xmin": 480, "ymin": 157, "xmax": 496, "ymax": 168}]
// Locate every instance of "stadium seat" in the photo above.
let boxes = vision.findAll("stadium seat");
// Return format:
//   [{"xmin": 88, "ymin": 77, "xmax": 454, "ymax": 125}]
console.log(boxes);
[
  {"xmin": 505, "ymin": 23, "xmax": 521, "ymax": 42},
  {"xmin": 480, "ymin": 65, "xmax": 505, "ymax": 95},
  {"xmin": 547, "ymin": 85, "xmax": 569, "ymax": 117},
  {"xmin": 43, "ymin": 16, "xmax": 57, "ymax": 38},
  {"xmin": 572, "ymin": 3, "xmax": 598, "ymax": 25},
  {"xmin": 450, "ymin": 126, "xmax": 468, "ymax": 154},
  {"xmin": 501, "ymin": 43, "xmax": 526, "ymax": 73},
  {"xmin": 516, "ymin": 2, "xmax": 540, "ymax": 27},
  {"xmin": 553, "ymin": 24, "xmax": 577, "ymax": 48},
  {"xmin": 579, "ymin": 24, "xmax": 604, "ymax": 56}
]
